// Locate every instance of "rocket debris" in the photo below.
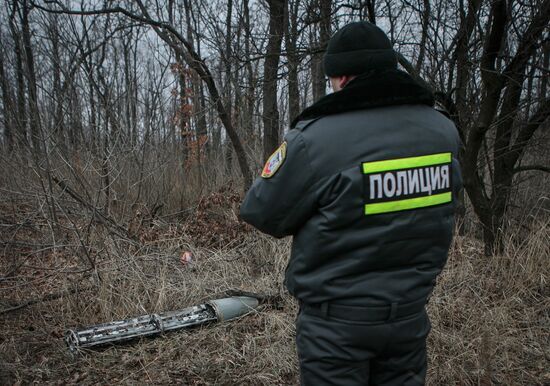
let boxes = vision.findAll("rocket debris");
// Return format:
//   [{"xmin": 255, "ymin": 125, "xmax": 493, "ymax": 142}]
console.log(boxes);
[{"xmin": 65, "ymin": 296, "xmax": 259, "ymax": 352}]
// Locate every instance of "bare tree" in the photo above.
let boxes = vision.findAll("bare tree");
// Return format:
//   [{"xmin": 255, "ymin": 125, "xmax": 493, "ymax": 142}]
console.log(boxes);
[
  {"xmin": 262, "ymin": 0, "xmax": 287, "ymax": 161},
  {"xmin": 457, "ymin": 0, "xmax": 550, "ymax": 253},
  {"xmin": 0, "ymin": 0, "xmax": 545, "ymax": 254},
  {"xmin": 0, "ymin": 42, "xmax": 14, "ymax": 150},
  {"xmin": 20, "ymin": 0, "xmax": 42, "ymax": 153},
  {"xmin": 306, "ymin": 0, "xmax": 332, "ymax": 102}
]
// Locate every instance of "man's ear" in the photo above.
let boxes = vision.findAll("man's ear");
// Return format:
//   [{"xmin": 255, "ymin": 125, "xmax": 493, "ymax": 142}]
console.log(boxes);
[
  {"xmin": 330, "ymin": 75, "xmax": 354, "ymax": 92},
  {"xmin": 339, "ymin": 75, "xmax": 353, "ymax": 89}
]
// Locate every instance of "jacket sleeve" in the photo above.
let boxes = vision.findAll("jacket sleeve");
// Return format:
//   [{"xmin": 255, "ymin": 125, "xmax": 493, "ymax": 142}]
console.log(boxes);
[{"xmin": 240, "ymin": 129, "xmax": 319, "ymax": 238}]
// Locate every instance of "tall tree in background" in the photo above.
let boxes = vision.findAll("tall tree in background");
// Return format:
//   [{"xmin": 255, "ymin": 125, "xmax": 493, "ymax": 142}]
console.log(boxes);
[
  {"xmin": 8, "ymin": 1, "xmax": 29, "ymax": 148},
  {"xmin": 310, "ymin": 0, "xmax": 332, "ymax": 101},
  {"xmin": 285, "ymin": 0, "xmax": 301, "ymax": 123},
  {"xmin": 262, "ymin": 0, "xmax": 286, "ymax": 161},
  {"xmin": 20, "ymin": 0, "xmax": 42, "ymax": 153},
  {"xmin": 0, "ymin": 43, "xmax": 14, "ymax": 150}
]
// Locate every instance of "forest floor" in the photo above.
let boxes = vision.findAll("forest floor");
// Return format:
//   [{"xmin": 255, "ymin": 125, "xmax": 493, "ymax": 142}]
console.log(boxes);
[{"xmin": 0, "ymin": 189, "xmax": 548, "ymax": 385}]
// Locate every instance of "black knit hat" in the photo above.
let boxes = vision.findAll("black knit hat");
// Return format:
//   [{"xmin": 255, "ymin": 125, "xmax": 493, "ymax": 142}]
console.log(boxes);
[{"xmin": 323, "ymin": 21, "xmax": 397, "ymax": 77}]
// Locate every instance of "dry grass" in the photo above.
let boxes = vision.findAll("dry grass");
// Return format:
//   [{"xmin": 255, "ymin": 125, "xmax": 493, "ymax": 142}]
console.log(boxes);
[
  {"xmin": 0, "ymin": 155, "xmax": 548, "ymax": 385},
  {"xmin": 428, "ymin": 222, "xmax": 549, "ymax": 385}
]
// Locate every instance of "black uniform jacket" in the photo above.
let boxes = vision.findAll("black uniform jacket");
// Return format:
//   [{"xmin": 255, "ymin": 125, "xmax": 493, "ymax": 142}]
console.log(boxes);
[{"xmin": 241, "ymin": 69, "xmax": 462, "ymax": 307}]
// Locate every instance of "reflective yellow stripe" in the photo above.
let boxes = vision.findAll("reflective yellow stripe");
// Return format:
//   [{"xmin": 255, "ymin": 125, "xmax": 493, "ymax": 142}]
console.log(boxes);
[
  {"xmin": 364, "ymin": 192, "xmax": 452, "ymax": 215},
  {"xmin": 362, "ymin": 153, "xmax": 451, "ymax": 174}
]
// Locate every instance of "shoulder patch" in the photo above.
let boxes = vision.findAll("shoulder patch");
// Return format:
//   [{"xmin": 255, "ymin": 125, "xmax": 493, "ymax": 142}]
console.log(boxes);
[{"xmin": 261, "ymin": 142, "xmax": 287, "ymax": 178}]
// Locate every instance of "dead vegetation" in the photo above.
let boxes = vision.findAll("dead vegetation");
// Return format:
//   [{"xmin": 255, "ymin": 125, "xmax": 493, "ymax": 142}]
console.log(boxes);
[
  {"xmin": 1, "ymin": 0, "xmax": 549, "ymax": 383},
  {"xmin": 0, "ymin": 144, "xmax": 548, "ymax": 385},
  {"xmin": 0, "ymin": 165, "xmax": 548, "ymax": 385}
]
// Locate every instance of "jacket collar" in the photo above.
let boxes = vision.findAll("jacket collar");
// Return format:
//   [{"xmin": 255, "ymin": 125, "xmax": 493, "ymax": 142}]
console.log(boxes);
[{"xmin": 291, "ymin": 69, "xmax": 434, "ymax": 129}]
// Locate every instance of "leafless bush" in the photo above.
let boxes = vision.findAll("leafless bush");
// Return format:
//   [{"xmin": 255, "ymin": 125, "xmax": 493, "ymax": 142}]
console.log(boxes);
[{"xmin": 1, "ymin": 173, "xmax": 548, "ymax": 384}]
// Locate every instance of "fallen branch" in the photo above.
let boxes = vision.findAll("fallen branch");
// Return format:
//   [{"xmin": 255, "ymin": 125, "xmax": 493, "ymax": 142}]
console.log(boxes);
[{"xmin": 0, "ymin": 285, "xmax": 93, "ymax": 315}]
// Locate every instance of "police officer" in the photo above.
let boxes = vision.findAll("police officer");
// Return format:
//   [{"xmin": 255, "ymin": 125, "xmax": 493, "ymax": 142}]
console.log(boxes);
[{"xmin": 240, "ymin": 21, "xmax": 462, "ymax": 386}]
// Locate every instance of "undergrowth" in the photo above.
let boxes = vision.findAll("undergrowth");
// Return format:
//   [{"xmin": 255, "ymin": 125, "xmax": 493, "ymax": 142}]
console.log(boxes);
[{"xmin": 0, "ymin": 154, "xmax": 548, "ymax": 385}]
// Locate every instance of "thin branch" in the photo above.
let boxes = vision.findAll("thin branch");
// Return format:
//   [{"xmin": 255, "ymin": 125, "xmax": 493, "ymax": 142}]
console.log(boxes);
[
  {"xmin": 513, "ymin": 165, "xmax": 550, "ymax": 174},
  {"xmin": 396, "ymin": 51, "xmax": 432, "ymax": 91},
  {"xmin": 0, "ymin": 285, "xmax": 93, "ymax": 315}
]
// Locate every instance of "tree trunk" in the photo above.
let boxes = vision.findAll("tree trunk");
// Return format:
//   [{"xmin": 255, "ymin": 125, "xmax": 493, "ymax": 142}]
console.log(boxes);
[
  {"xmin": 49, "ymin": 14, "xmax": 66, "ymax": 151},
  {"xmin": 0, "ymin": 50, "xmax": 14, "ymax": 150},
  {"xmin": 242, "ymin": 0, "xmax": 256, "ymax": 140},
  {"xmin": 262, "ymin": 0, "xmax": 287, "ymax": 161},
  {"xmin": 311, "ymin": 0, "xmax": 331, "ymax": 101},
  {"xmin": 285, "ymin": 0, "xmax": 301, "ymax": 123},
  {"xmin": 223, "ymin": 0, "xmax": 234, "ymax": 174},
  {"xmin": 9, "ymin": 4, "xmax": 28, "ymax": 148},
  {"xmin": 415, "ymin": 0, "xmax": 430, "ymax": 73},
  {"xmin": 21, "ymin": 0, "xmax": 42, "ymax": 154},
  {"xmin": 366, "ymin": 0, "xmax": 376, "ymax": 23}
]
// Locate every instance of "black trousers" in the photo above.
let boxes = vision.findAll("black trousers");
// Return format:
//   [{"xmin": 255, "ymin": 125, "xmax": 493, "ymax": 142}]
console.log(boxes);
[{"xmin": 296, "ymin": 305, "xmax": 430, "ymax": 386}]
